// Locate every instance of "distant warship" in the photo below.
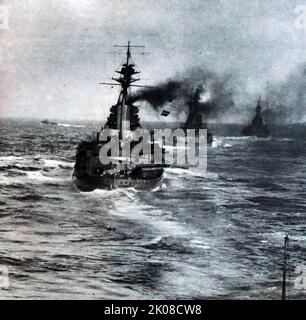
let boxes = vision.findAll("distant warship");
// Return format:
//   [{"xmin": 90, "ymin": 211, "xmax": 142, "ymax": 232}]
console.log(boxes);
[
  {"xmin": 41, "ymin": 119, "xmax": 58, "ymax": 125},
  {"xmin": 242, "ymin": 98, "xmax": 269, "ymax": 137},
  {"xmin": 73, "ymin": 42, "xmax": 165, "ymax": 191},
  {"xmin": 183, "ymin": 87, "xmax": 213, "ymax": 145}
]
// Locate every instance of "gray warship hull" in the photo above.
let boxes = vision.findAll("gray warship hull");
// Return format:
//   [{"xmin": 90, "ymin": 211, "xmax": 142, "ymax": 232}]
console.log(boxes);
[
  {"xmin": 73, "ymin": 170, "xmax": 163, "ymax": 191},
  {"xmin": 242, "ymin": 98, "xmax": 270, "ymax": 138},
  {"xmin": 73, "ymin": 42, "xmax": 166, "ymax": 192},
  {"xmin": 73, "ymin": 138, "xmax": 165, "ymax": 192},
  {"xmin": 242, "ymin": 125, "xmax": 269, "ymax": 137}
]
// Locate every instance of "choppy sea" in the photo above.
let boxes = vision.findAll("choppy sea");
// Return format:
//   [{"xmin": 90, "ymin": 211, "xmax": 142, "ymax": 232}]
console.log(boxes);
[{"xmin": 0, "ymin": 119, "xmax": 306, "ymax": 299}]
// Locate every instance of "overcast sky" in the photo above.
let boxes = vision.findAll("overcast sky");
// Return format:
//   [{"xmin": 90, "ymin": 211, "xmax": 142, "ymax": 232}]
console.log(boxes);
[{"xmin": 0, "ymin": 0, "xmax": 306, "ymax": 120}]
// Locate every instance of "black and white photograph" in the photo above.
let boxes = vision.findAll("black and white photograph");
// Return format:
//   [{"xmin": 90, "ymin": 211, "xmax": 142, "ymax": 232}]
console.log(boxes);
[{"xmin": 0, "ymin": 0, "xmax": 306, "ymax": 303}]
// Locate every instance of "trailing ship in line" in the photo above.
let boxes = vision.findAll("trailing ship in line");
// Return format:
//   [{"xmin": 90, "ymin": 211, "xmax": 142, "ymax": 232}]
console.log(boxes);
[
  {"xmin": 242, "ymin": 98, "xmax": 269, "ymax": 137},
  {"xmin": 73, "ymin": 42, "xmax": 165, "ymax": 191},
  {"xmin": 41, "ymin": 119, "xmax": 58, "ymax": 125},
  {"xmin": 160, "ymin": 87, "xmax": 213, "ymax": 145},
  {"xmin": 183, "ymin": 87, "xmax": 213, "ymax": 145}
]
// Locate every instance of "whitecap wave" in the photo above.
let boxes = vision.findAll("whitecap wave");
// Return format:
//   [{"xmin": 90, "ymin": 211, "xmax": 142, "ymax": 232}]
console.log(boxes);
[
  {"xmin": 164, "ymin": 167, "xmax": 191, "ymax": 176},
  {"xmin": 58, "ymin": 123, "xmax": 85, "ymax": 128},
  {"xmin": 151, "ymin": 182, "xmax": 167, "ymax": 192},
  {"xmin": 42, "ymin": 159, "xmax": 74, "ymax": 168},
  {"xmin": 190, "ymin": 238, "xmax": 211, "ymax": 250},
  {"xmin": 80, "ymin": 188, "xmax": 120, "ymax": 198},
  {"xmin": 212, "ymin": 137, "xmax": 222, "ymax": 148},
  {"xmin": 0, "ymin": 156, "xmax": 24, "ymax": 162},
  {"xmin": 26, "ymin": 171, "xmax": 67, "ymax": 184}
]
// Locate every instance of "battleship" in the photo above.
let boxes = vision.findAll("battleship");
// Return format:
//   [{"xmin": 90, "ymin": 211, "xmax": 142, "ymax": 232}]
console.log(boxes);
[
  {"xmin": 242, "ymin": 98, "xmax": 269, "ymax": 137},
  {"xmin": 183, "ymin": 87, "xmax": 213, "ymax": 145},
  {"xmin": 73, "ymin": 42, "xmax": 165, "ymax": 191},
  {"xmin": 41, "ymin": 119, "xmax": 58, "ymax": 125}
]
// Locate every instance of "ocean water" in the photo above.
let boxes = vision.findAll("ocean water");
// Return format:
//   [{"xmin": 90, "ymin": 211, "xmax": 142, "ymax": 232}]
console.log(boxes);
[{"xmin": 0, "ymin": 119, "xmax": 306, "ymax": 299}]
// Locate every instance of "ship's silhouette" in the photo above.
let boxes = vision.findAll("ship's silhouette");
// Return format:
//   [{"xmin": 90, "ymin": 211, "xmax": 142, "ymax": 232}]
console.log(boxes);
[
  {"xmin": 242, "ymin": 98, "xmax": 269, "ymax": 137},
  {"xmin": 73, "ymin": 42, "xmax": 165, "ymax": 191}
]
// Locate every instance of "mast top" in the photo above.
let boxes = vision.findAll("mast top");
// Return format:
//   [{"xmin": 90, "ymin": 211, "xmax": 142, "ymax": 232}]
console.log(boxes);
[
  {"xmin": 256, "ymin": 97, "xmax": 262, "ymax": 114},
  {"xmin": 113, "ymin": 41, "xmax": 145, "ymax": 49},
  {"xmin": 113, "ymin": 41, "xmax": 145, "ymax": 65},
  {"xmin": 100, "ymin": 42, "xmax": 151, "ymax": 89}
]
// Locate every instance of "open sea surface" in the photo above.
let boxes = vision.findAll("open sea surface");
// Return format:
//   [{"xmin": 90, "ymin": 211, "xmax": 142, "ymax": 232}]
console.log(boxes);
[{"xmin": 0, "ymin": 119, "xmax": 306, "ymax": 299}]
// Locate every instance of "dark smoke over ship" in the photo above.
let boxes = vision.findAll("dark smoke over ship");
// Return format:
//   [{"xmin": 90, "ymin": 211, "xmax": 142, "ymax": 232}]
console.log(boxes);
[
  {"xmin": 128, "ymin": 68, "xmax": 234, "ymax": 142},
  {"xmin": 264, "ymin": 63, "xmax": 306, "ymax": 124},
  {"xmin": 182, "ymin": 86, "xmax": 213, "ymax": 144}
]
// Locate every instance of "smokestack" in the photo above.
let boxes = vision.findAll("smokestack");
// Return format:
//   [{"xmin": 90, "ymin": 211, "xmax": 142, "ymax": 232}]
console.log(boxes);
[
  {"xmin": 128, "ymin": 68, "xmax": 234, "ymax": 127},
  {"xmin": 184, "ymin": 86, "xmax": 204, "ymax": 129}
]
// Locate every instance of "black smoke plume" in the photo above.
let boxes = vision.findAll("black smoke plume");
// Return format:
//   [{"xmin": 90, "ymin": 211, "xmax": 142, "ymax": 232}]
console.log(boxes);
[
  {"xmin": 264, "ymin": 64, "xmax": 306, "ymax": 124},
  {"xmin": 128, "ymin": 68, "xmax": 234, "ymax": 124}
]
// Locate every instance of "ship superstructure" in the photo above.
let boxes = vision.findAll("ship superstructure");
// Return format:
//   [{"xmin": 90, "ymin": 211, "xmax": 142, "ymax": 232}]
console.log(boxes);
[
  {"xmin": 183, "ymin": 87, "xmax": 213, "ymax": 145},
  {"xmin": 73, "ymin": 42, "xmax": 164, "ymax": 191},
  {"xmin": 242, "ymin": 98, "xmax": 269, "ymax": 137}
]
